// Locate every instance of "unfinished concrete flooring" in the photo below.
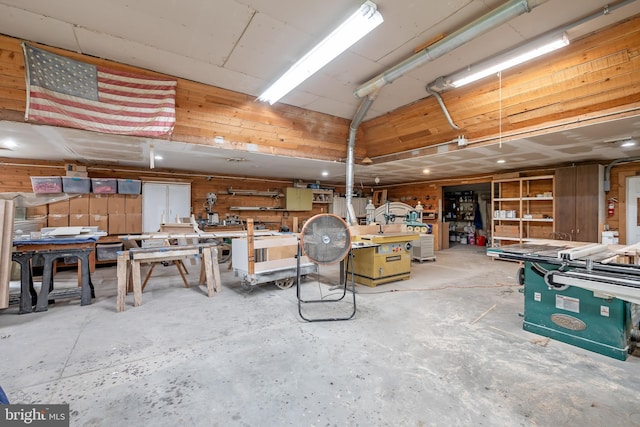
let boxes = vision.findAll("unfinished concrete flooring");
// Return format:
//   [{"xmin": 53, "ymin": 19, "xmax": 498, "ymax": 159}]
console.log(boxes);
[{"xmin": 1, "ymin": 245, "xmax": 639, "ymax": 426}]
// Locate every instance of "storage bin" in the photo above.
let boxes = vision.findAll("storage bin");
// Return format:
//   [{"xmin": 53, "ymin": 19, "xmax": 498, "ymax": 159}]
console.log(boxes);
[
  {"xmin": 117, "ymin": 179, "xmax": 142, "ymax": 194},
  {"xmin": 62, "ymin": 177, "xmax": 90, "ymax": 193},
  {"xmin": 96, "ymin": 242, "xmax": 124, "ymax": 261},
  {"xmin": 31, "ymin": 176, "xmax": 63, "ymax": 193},
  {"xmin": 91, "ymin": 178, "xmax": 117, "ymax": 194}
]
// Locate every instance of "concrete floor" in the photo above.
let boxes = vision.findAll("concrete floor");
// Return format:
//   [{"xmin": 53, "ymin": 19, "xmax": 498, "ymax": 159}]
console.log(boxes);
[{"xmin": 1, "ymin": 244, "xmax": 639, "ymax": 427}]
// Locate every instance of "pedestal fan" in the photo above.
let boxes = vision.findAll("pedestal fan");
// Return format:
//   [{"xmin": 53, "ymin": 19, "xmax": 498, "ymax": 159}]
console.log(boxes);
[{"xmin": 296, "ymin": 214, "xmax": 356, "ymax": 322}]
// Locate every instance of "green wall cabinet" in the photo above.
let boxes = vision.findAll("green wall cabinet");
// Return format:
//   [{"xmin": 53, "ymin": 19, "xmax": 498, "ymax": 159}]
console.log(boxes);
[{"xmin": 285, "ymin": 187, "xmax": 313, "ymax": 211}]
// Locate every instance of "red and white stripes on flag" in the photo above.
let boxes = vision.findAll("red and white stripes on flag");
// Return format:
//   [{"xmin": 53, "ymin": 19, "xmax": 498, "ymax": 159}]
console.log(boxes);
[{"xmin": 23, "ymin": 43, "xmax": 177, "ymax": 137}]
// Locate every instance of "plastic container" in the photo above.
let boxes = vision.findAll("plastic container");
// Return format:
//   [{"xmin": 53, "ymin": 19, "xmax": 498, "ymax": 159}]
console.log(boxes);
[
  {"xmin": 31, "ymin": 176, "xmax": 63, "ymax": 193},
  {"xmin": 62, "ymin": 177, "xmax": 91, "ymax": 193},
  {"xmin": 476, "ymin": 235, "xmax": 487, "ymax": 246},
  {"xmin": 91, "ymin": 178, "xmax": 117, "ymax": 194},
  {"xmin": 117, "ymin": 179, "xmax": 142, "ymax": 194},
  {"xmin": 96, "ymin": 242, "xmax": 124, "ymax": 261}
]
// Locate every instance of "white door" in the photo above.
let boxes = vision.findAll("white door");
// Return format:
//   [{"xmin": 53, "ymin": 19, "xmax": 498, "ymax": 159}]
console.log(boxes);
[
  {"xmin": 142, "ymin": 183, "xmax": 168, "ymax": 233},
  {"xmin": 168, "ymin": 184, "xmax": 191, "ymax": 222},
  {"xmin": 142, "ymin": 182, "xmax": 191, "ymax": 232},
  {"xmin": 626, "ymin": 176, "xmax": 640, "ymax": 245}
]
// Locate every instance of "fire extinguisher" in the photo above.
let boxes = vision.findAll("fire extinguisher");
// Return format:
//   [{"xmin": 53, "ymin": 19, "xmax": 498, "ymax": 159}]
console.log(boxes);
[{"xmin": 608, "ymin": 198, "xmax": 617, "ymax": 217}]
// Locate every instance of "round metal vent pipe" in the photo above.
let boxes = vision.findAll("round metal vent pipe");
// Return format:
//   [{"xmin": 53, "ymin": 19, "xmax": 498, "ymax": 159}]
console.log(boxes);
[{"xmin": 344, "ymin": 0, "xmax": 548, "ymax": 218}]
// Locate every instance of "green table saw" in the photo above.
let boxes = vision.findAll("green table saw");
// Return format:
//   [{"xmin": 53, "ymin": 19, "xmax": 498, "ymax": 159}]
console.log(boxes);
[{"xmin": 499, "ymin": 243, "xmax": 640, "ymax": 361}]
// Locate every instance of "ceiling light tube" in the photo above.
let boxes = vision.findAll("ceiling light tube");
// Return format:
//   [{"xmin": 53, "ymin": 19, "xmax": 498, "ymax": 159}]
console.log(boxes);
[
  {"xmin": 258, "ymin": 1, "xmax": 383, "ymax": 105},
  {"xmin": 432, "ymin": 31, "xmax": 569, "ymax": 91}
]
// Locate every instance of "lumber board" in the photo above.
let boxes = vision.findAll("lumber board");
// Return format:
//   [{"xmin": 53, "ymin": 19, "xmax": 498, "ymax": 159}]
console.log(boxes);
[{"xmin": 0, "ymin": 199, "xmax": 15, "ymax": 309}]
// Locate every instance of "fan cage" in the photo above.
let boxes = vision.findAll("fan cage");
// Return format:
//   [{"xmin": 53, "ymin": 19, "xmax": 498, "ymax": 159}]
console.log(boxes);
[{"xmin": 300, "ymin": 214, "xmax": 351, "ymax": 265}]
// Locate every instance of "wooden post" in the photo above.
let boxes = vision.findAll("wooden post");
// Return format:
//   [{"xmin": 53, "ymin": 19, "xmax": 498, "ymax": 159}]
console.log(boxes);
[
  {"xmin": 132, "ymin": 259, "xmax": 143, "ymax": 307},
  {"xmin": 116, "ymin": 251, "xmax": 128, "ymax": 312},
  {"xmin": 211, "ymin": 247, "xmax": 222, "ymax": 293},
  {"xmin": 0, "ymin": 199, "xmax": 15, "ymax": 309},
  {"xmin": 202, "ymin": 246, "xmax": 222, "ymax": 296},
  {"xmin": 247, "ymin": 218, "xmax": 255, "ymax": 276}
]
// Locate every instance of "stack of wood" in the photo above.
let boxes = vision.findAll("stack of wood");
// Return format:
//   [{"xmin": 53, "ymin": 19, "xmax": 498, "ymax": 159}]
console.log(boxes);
[{"xmin": 614, "ymin": 243, "xmax": 640, "ymax": 265}]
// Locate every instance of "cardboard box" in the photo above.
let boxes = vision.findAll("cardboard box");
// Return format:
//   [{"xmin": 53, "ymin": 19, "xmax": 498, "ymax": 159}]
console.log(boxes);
[
  {"xmin": 108, "ymin": 214, "xmax": 127, "ymax": 235},
  {"xmin": 26, "ymin": 205, "xmax": 48, "ymax": 217},
  {"xmin": 125, "ymin": 195, "xmax": 142, "ymax": 214},
  {"xmin": 108, "ymin": 194, "xmax": 126, "ymax": 214},
  {"xmin": 65, "ymin": 171, "xmax": 88, "ymax": 178},
  {"xmin": 89, "ymin": 194, "xmax": 109, "ymax": 215},
  {"xmin": 126, "ymin": 213, "xmax": 142, "ymax": 234},
  {"xmin": 48, "ymin": 199, "xmax": 69, "ymax": 215},
  {"xmin": 69, "ymin": 213, "xmax": 89, "ymax": 227},
  {"xmin": 89, "ymin": 214, "xmax": 109, "ymax": 232},
  {"xmin": 495, "ymin": 225, "xmax": 519, "ymax": 238},
  {"xmin": 69, "ymin": 195, "xmax": 90, "ymax": 214},
  {"xmin": 48, "ymin": 214, "xmax": 69, "ymax": 227}
]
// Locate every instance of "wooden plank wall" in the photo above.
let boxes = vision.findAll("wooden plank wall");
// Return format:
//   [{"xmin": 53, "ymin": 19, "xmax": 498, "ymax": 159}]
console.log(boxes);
[
  {"xmin": 606, "ymin": 161, "xmax": 640, "ymax": 244},
  {"xmin": 361, "ymin": 14, "xmax": 640, "ymax": 160},
  {"xmin": 0, "ymin": 35, "xmax": 362, "ymax": 163},
  {"xmin": 0, "ymin": 157, "xmax": 333, "ymax": 233}
]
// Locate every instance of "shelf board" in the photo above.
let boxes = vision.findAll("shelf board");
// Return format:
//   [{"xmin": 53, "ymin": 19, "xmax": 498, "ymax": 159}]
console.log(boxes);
[
  {"xmin": 227, "ymin": 187, "xmax": 284, "ymax": 197},
  {"xmin": 522, "ymin": 197, "xmax": 553, "ymax": 201},
  {"xmin": 493, "ymin": 236, "xmax": 521, "ymax": 240},
  {"xmin": 229, "ymin": 206, "xmax": 287, "ymax": 211},
  {"xmin": 492, "ymin": 218, "xmax": 554, "ymax": 222},
  {"xmin": 493, "ymin": 197, "xmax": 520, "ymax": 201}
]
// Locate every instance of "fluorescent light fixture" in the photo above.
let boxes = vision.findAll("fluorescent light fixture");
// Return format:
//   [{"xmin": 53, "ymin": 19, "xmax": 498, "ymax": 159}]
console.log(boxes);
[
  {"xmin": 258, "ymin": 1, "xmax": 383, "ymax": 105},
  {"xmin": 497, "ymin": 159, "xmax": 506, "ymax": 164},
  {"xmin": 422, "ymin": 168, "xmax": 430, "ymax": 174},
  {"xmin": 621, "ymin": 140, "xmax": 636, "ymax": 147},
  {"xmin": 431, "ymin": 32, "xmax": 569, "ymax": 91},
  {"xmin": 2, "ymin": 138, "xmax": 17, "ymax": 148},
  {"xmin": 322, "ymin": 171, "xmax": 329, "ymax": 177}
]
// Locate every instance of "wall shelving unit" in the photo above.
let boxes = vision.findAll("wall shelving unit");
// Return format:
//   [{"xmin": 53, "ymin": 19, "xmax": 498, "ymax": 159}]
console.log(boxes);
[{"xmin": 491, "ymin": 175, "xmax": 555, "ymax": 248}]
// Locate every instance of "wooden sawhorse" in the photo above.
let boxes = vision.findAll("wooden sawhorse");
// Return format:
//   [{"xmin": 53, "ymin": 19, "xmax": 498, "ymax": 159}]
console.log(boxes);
[{"xmin": 116, "ymin": 243, "xmax": 221, "ymax": 312}]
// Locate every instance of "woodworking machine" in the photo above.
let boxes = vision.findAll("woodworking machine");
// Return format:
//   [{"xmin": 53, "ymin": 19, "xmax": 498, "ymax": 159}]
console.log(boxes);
[
  {"xmin": 499, "ymin": 242, "xmax": 640, "ymax": 360},
  {"xmin": 348, "ymin": 233, "xmax": 419, "ymax": 287}
]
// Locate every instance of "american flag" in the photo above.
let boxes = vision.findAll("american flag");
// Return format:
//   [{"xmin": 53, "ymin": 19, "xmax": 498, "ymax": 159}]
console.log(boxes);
[{"xmin": 23, "ymin": 43, "xmax": 177, "ymax": 137}]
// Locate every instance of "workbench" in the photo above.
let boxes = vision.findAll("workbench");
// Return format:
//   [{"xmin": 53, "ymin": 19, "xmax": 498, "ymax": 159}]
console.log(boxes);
[{"xmin": 11, "ymin": 238, "xmax": 97, "ymax": 313}]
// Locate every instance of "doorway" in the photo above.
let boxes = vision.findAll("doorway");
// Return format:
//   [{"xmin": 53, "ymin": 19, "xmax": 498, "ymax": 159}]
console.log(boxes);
[
  {"xmin": 443, "ymin": 183, "xmax": 491, "ymax": 247},
  {"xmin": 626, "ymin": 176, "xmax": 640, "ymax": 245}
]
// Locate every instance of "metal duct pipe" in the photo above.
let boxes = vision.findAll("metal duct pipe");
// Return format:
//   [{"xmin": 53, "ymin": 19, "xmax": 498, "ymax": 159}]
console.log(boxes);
[
  {"xmin": 345, "ymin": 0, "xmax": 547, "ymax": 212},
  {"xmin": 354, "ymin": 0, "xmax": 548, "ymax": 99},
  {"xmin": 426, "ymin": 87, "xmax": 461, "ymax": 130},
  {"xmin": 604, "ymin": 156, "xmax": 640, "ymax": 192},
  {"xmin": 346, "ymin": 95, "xmax": 376, "ymax": 225}
]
